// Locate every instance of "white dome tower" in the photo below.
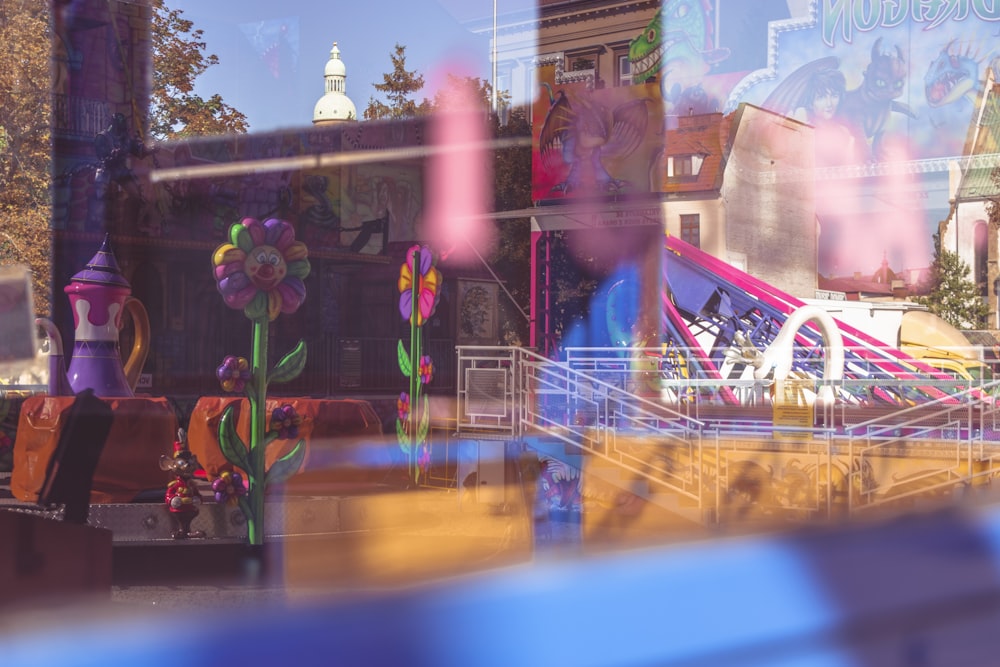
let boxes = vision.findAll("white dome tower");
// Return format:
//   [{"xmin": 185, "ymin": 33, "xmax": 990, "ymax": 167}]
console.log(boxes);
[{"xmin": 313, "ymin": 42, "xmax": 357, "ymax": 124}]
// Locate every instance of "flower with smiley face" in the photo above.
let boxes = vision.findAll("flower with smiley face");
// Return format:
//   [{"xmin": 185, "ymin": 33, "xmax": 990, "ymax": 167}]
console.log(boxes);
[{"xmin": 212, "ymin": 217, "xmax": 310, "ymax": 321}]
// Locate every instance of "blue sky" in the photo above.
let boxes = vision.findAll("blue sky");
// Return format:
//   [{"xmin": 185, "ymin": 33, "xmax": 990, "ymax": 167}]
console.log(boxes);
[{"xmin": 167, "ymin": 0, "xmax": 527, "ymax": 133}]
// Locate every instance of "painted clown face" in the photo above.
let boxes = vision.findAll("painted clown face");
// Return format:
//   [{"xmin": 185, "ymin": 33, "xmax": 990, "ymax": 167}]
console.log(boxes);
[{"xmin": 245, "ymin": 244, "xmax": 287, "ymax": 291}]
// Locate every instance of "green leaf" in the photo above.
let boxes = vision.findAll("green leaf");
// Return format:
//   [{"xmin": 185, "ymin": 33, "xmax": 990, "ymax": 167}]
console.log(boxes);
[
  {"xmin": 217, "ymin": 405, "xmax": 250, "ymax": 472},
  {"xmin": 265, "ymin": 439, "xmax": 306, "ymax": 487},
  {"xmin": 287, "ymin": 259, "xmax": 310, "ymax": 279},
  {"xmin": 236, "ymin": 495, "xmax": 253, "ymax": 533},
  {"xmin": 398, "ymin": 339, "xmax": 412, "ymax": 377},
  {"xmin": 396, "ymin": 418, "xmax": 411, "ymax": 453},
  {"xmin": 230, "ymin": 223, "xmax": 248, "ymax": 249},
  {"xmin": 417, "ymin": 394, "xmax": 430, "ymax": 442},
  {"xmin": 244, "ymin": 292, "xmax": 268, "ymax": 321},
  {"xmin": 270, "ymin": 339, "xmax": 307, "ymax": 384}
]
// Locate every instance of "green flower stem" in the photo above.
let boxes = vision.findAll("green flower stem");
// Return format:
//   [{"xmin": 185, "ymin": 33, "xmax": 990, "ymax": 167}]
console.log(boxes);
[
  {"xmin": 247, "ymin": 317, "xmax": 269, "ymax": 545},
  {"xmin": 409, "ymin": 249, "xmax": 421, "ymax": 484}
]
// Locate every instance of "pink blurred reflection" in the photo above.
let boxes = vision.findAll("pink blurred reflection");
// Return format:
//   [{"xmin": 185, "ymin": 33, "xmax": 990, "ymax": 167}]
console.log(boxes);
[{"xmin": 425, "ymin": 68, "xmax": 495, "ymax": 266}]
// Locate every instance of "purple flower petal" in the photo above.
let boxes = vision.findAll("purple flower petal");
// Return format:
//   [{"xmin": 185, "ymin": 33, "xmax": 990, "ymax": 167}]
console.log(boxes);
[
  {"xmin": 399, "ymin": 290, "xmax": 413, "ymax": 320},
  {"xmin": 221, "ymin": 283, "xmax": 257, "ymax": 309},
  {"xmin": 243, "ymin": 217, "xmax": 266, "ymax": 247},
  {"xmin": 264, "ymin": 218, "xmax": 295, "ymax": 250},
  {"xmin": 218, "ymin": 271, "xmax": 250, "ymax": 295},
  {"xmin": 276, "ymin": 278, "xmax": 307, "ymax": 314},
  {"xmin": 418, "ymin": 246, "xmax": 432, "ymax": 276},
  {"xmin": 214, "ymin": 260, "xmax": 244, "ymax": 280}
]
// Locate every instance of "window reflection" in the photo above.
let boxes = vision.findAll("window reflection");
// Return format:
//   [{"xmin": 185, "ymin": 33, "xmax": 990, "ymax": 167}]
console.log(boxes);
[{"xmin": 5, "ymin": 3, "xmax": 1000, "ymax": 643}]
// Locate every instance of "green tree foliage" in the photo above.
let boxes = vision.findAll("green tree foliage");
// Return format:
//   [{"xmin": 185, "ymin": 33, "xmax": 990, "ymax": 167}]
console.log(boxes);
[
  {"xmin": 0, "ymin": 0, "xmax": 52, "ymax": 315},
  {"xmin": 364, "ymin": 44, "xmax": 431, "ymax": 120},
  {"xmin": 150, "ymin": 0, "xmax": 248, "ymax": 140},
  {"xmin": 429, "ymin": 73, "xmax": 511, "ymax": 117},
  {"xmin": 916, "ymin": 231, "xmax": 988, "ymax": 330},
  {"xmin": 364, "ymin": 50, "xmax": 531, "ymax": 341},
  {"xmin": 491, "ymin": 107, "xmax": 531, "ymax": 345},
  {"xmin": 427, "ymin": 74, "xmax": 529, "ymax": 343}
]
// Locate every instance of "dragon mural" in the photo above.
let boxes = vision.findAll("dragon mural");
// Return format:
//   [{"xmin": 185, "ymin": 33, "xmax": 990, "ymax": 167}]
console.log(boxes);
[
  {"xmin": 538, "ymin": 457, "xmax": 582, "ymax": 512},
  {"xmin": 923, "ymin": 38, "xmax": 997, "ymax": 138},
  {"xmin": 537, "ymin": 83, "xmax": 652, "ymax": 195},
  {"xmin": 628, "ymin": 1, "xmax": 729, "ymax": 116},
  {"xmin": 837, "ymin": 38, "xmax": 917, "ymax": 162},
  {"xmin": 760, "ymin": 38, "xmax": 917, "ymax": 164}
]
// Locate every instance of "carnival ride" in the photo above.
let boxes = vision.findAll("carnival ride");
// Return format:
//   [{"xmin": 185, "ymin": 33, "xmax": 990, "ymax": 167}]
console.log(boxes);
[
  {"xmin": 5, "ymin": 232, "xmax": 1000, "ymax": 541},
  {"xmin": 455, "ymin": 235, "xmax": 1000, "ymax": 526},
  {"xmin": 659, "ymin": 234, "xmax": 986, "ymax": 407}
]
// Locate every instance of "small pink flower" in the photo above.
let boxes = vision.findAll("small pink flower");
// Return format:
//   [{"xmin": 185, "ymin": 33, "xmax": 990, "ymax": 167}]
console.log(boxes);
[
  {"xmin": 397, "ymin": 392, "xmax": 410, "ymax": 422},
  {"xmin": 418, "ymin": 444, "xmax": 431, "ymax": 475},
  {"xmin": 216, "ymin": 356, "xmax": 250, "ymax": 393},
  {"xmin": 271, "ymin": 404, "xmax": 302, "ymax": 440},
  {"xmin": 418, "ymin": 355, "xmax": 434, "ymax": 385},
  {"xmin": 212, "ymin": 471, "xmax": 247, "ymax": 505}
]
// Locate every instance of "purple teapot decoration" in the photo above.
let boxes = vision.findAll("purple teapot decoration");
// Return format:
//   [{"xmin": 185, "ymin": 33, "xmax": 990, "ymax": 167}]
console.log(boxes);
[{"xmin": 36, "ymin": 235, "xmax": 150, "ymax": 397}]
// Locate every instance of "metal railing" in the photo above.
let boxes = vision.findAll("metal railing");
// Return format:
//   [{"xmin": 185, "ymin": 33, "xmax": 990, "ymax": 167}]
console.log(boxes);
[
  {"xmin": 458, "ymin": 346, "xmax": 710, "ymax": 512},
  {"xmin": 52, "ymin": 94, "xmax": 110, "ymax": 138},
  {"xmin": 455, "ymin": 346, "xmax": 1000, "ymax": 526},
  {"xmin": 833, "ymin": 381, "xmax": 1000, "ymax": 514}
]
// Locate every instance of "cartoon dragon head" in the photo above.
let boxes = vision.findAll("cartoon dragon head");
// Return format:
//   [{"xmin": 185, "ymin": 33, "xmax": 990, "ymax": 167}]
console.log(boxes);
[
  {"xmin": 924, "ymin": 39, "xmax": 982, "ymax": 108},
  {"xmin": 863, "ymin": 37, "xmax": 908, "ymax": 103},
  {"xmin": 628, "ymin": 0, "xmax": 727, "ymax": 85}
]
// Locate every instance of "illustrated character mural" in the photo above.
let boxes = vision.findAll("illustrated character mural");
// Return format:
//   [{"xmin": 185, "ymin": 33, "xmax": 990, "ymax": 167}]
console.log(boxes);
[
  {"xmin": 339, "ymin": 166, "xmax": 422, "ymax": 254},
  {"xmin": 762, "ymin": 57, "xmax": 862, "ymax": 166},
  {"xmin": 838, "ymin": 38, "xmax": 917, "ymax": 162},
  {"xmin": 537, "ymin": 85, "xmax": 653, "ymax": 196},
  {"xmin": 538, "ymin": 457, "xmax": 582, "ymax": 512},
  {"xmin": 924, "ymin": 39, "xmax": 998, "ymax": 137},
  {"xmin": 760, "ymin": 39, "xmax": 918, "ymax": 164},
  {"xmin": 721, "ymin": 2, "xmax": 1000, "ymax": 276},
  {"xmin": 727, "ymin": 3, "xmax": 1000, "ymax": 161},
  {"xmin": 299, "ymin": 172, "xmax": 343, "ymax": 250},
  {"xmin": 628, "ymin": 1, "xmax": 730, "ymax": 121}
]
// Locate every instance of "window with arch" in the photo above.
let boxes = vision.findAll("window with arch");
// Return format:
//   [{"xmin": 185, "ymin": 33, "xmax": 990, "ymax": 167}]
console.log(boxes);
[{"xmin": 975, "ymin": 221, "xmax": 988, "ymax": 296}]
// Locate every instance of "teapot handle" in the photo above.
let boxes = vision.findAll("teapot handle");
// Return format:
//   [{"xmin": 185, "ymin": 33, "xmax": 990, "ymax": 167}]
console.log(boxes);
[{"xmin": 122, "ymin": 297, "xmax": 150, "ymax": 392}]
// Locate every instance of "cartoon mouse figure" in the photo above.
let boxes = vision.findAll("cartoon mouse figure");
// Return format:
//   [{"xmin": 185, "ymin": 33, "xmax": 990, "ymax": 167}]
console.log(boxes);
[{"xmin": 159, "ymin": 428, "xmax": 206, "ymax": 539}]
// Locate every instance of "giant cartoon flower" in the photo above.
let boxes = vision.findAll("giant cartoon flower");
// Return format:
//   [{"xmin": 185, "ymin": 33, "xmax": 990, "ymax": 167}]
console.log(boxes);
[
  {"xmin": 398, "ymin": 245, "xmax": 441, "ymax": 326},
  {"xmin": 213, "ymin": 217, "xmax": 310, "ymax": 321}
]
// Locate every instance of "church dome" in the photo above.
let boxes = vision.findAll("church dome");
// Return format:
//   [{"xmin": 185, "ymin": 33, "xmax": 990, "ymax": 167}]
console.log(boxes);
[
  {"xmin": 324, "ymin": 43, "xmax": 347, "ymax": 77},
  {"xmin": 313, "ymin": 42, "xmax": 356, "ymax": 124}
]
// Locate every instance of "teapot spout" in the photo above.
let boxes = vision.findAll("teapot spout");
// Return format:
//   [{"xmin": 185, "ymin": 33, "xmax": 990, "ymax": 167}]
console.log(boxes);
[{"xmin": 36, "ymin": 318, "xmax": 74, "ymax": 396}]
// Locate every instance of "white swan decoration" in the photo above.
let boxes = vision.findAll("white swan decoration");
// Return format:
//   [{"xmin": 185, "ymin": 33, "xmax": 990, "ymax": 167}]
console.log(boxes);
[{"xmin": 733, "ymin": 305, "xmax": 845, "ymax": 406}]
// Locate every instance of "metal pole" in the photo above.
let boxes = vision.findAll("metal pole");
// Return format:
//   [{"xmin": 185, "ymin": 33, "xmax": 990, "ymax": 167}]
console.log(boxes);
[{"xmin": 492, "ymin": 0, "xmax": 498, "ymax": 114}]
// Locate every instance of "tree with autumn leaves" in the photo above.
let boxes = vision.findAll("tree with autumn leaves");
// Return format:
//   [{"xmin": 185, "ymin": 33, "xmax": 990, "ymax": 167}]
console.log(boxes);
[
  {"xmin": 149, "ymin": 0, "xmax": 248, "ymax": 140},
  {"xmin": 365, "ymin": 44, "xmax": 531, "ymax": 343},
  {"xmin": 1, "ymin": 0, "xmax": 246, "ymax": 316},
  {"xmin": 0, "ymin": 0, "xmax": 54, "ymax": 315}
]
